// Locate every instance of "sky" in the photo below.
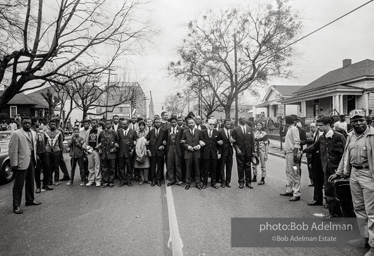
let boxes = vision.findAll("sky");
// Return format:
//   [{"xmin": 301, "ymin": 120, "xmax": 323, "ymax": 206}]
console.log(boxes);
[{"xmin": 119, "ymin": 0, "xmax": 374, "ymax": 115}]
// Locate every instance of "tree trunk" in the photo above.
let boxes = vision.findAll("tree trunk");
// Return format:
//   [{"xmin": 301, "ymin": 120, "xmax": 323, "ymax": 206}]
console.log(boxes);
[
  {"xmin": 224, "ymin": 105, "xmax": 231, "ymax": 119},
  {"xmin": 0, "ymin": 77, "xmax": 28, "ymax": 111},
  {"xmin": 63, "ymin": 99, "xmax": 74, "ymax": 128},
  {"xmin": 82, "ymin": 107, "xmax": 88, "ymax": 121}
]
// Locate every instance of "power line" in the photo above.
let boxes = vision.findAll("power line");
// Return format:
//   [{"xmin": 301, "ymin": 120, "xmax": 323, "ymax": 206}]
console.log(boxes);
[{"xmin": 283, "ymin": 0, "xmax": 374, "ymax": 50}]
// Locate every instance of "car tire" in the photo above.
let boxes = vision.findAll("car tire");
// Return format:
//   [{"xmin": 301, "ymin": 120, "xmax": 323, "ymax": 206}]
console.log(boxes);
[{"xmin": 0, "ymin": 160, "xmax": 14, "ymax": 184}]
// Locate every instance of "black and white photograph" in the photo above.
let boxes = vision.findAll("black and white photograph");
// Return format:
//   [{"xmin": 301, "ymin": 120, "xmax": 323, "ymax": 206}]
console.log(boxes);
[{"xmin": 0, "ymin": 0, "xmax": 374, "ymax": 255}]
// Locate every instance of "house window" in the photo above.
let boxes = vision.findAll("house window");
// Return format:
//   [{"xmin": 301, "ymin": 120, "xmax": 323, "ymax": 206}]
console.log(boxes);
[
  {"xmin": 10, "ymin": 106, "xmax": 17, "ymax": 118},
  {"xmin": 273, "ymin": 105, "xmax": 278, "ymax": 117}
]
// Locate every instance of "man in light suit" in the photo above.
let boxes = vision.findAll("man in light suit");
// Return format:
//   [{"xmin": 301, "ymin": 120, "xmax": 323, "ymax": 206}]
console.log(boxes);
[
  {"xmin": 232, "ymin": 117, "xmax": 255, "ymax": 189},
  {"xmin": 9, "ymin": 116, "xmax": 41, "ymax": 214}
]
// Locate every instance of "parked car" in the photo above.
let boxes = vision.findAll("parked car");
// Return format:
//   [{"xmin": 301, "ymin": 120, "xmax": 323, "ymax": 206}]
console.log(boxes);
[{"xmin": 0, "ymin": 131, "xmax": 13, "ymax": 184}]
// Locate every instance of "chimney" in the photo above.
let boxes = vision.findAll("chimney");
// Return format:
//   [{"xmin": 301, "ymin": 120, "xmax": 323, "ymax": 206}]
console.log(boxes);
[{"xmin": 343, "ymin": 59, "xmax": 352, "ymax": 68}]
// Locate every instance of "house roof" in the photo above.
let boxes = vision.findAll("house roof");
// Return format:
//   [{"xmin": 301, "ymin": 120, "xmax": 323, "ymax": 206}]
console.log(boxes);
[
  {"xmin": 0, "ymin": 90, "xmax": 37, "ymax": 105},
  {"xmin": 296, "ymin": 59, "xmax": 374, "ymax": 94},
  {"xmin": 272, "ymin": 85, "xmax": 304, "ymax": 97},
  {"xmin": 27, "ymin": 94, "xmax": 48, "ymax": 109}
]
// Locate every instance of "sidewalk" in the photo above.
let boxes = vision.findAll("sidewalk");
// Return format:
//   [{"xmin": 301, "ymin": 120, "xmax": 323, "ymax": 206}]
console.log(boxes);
[{"xmin": 267, "ymin": 139, "xmax": 307, "ymax": 164}]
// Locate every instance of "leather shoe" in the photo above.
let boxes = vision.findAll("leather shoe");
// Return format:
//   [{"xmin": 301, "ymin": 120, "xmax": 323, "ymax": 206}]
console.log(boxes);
[
  {"xmin": 239, "ymin": 184, "xmax": 244, "ymax": 189},
  {"xmin": 196, "ymin": 184, "xmax": 202, "ymax": 190},
  {"xmin": 280, "ymin": 192, "xmax": 293, "ymax": 196},
  {"xmin": 25, "ymin": 201, "xmax": 41, "ymax": 206},
  {"xmin": 307, "ymin": 201, "xmax": 323, "ymax": 206},
  {"xmin": 118, "ymin": 181, "xmax": 124, "ymax": 187},
  {"xmin": 13, "ymin": 207, "xmax": 23, "ymax": 214},
  {"xmin": 109, "ymin": 183, "xmax": 114, "ymax": 188},
  {"xmin": 289, "ymin": 196, "xmax": 300, "ymax": 201},
  {"xmin": 167, "ymin": 181, "xmax": 176, "ymax": 186},
  {"xmin": 221, "ymin": 183, "xmax": 225, "ymax": 188},
  {"xmin": 35, "ymin": 188, "xmax": 41, "ymax": 194},
  {"xmin": 226, "ymin": 183, "xmax": 231, "ymax": 188},
  {"xmin": 202, "ymin": 184, "xmax": 207, "ymax": 189},
  {"xmin": 102, "ymin": 183, "xmax": 108, "ymax": 188},
  {"xmin": 127, "ymin": 182, "xmax": 133, "ymax": 187},
  {"xmin": 42, "ymin": 185, "xmax": 53, "ymax": 191},
  {"xmin": 177, "ymin": 182, "xmax": 184, "ymax": 187},
  {"xmin": 246, "ymin": 183, "xmax": 253, "ymax": 189},
  {"xmin": 151, "ymin": 181, "xmax": 156, "ymax": 187},
  {"xmin": 54, "ymin": 182, "xmax": 60, "ymax": 186},
  {"xmin": 185, "ymin": 185, "xmax": 190, "ymax": 190},
  {"xmin": 212, "ymin": 184, "xmax": 218, "ymax": 189},
  {"xmin": 157, "ymin": 181, "xmax": 161, "ymax": 187}
]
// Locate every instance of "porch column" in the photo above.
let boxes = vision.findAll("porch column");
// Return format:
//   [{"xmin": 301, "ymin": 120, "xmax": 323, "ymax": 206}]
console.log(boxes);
[
  {"xmin": 300, "ymin": 101, "xmax": 306, "ymax": 117},
  {"xmin": 340, "ymin": 95, "xmax": 344, "ymax": 114},
  {"xmin": 365, "ymin": 92, "xmax": 369, "ymax": 114}
]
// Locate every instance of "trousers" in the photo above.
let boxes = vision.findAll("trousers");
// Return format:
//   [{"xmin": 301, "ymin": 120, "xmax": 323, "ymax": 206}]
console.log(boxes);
[{"xmin": 285, "ymin": 152, "xmax": 301, "ymax": 197}]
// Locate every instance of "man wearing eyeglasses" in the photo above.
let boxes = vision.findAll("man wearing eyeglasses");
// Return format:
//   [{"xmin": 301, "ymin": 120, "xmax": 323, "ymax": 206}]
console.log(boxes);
[{"xmin": 329, "ymin": 110, "xmax": 374, "ymax": 255}]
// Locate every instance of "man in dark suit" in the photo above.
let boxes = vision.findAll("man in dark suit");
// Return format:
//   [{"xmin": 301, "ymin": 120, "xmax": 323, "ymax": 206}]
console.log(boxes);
[
  {"xmin": 201, "ymin": 119, "xmax": 221, "ymax": 189},
  {"xmin": 9, "ymin": 116, "xmax": 41, "ymax": 214},
  {"xmin": 217, "ymin": 119, "xmax": 234, "ymax": 188},
  {"xmin": 117, "ymin": 119, "xmax": 137, "ymax": 187},
  {"xmin": 232, "ymin": 117, "xmax": 255, "ymax": 189},
  {"xmin": 195, "ymin": 116, "xmax": 207, "ymax": 131},
  {"xmin": 145, "ymin": 118, "xmax": 167, "ymax": 186},
  {"xmin": 166, "ymin": 116, "xmax": 184, "ymax": 186},
  {"xmin": 181, "ymin": 118, "xmax": 204, "ymax": 190}
]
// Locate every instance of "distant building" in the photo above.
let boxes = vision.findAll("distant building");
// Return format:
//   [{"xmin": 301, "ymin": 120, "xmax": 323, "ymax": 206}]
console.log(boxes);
[
  {"xmin": 281, "ymin": 59, "xmax": 374, "ymax": 119},
  {"xmin": 209, "ymin": 104, "xmax": 253, "ymax": 121},
  {"xmin": 95, "ymin": 82, "xmax": 146, "ymax": 119},
  {"xmin": 0, "ymin": 90, "xmax": 48, "ymax": 119},
  {"xmin": 254, "ymin": 85, "xmax": 304, "ymax": 122}
]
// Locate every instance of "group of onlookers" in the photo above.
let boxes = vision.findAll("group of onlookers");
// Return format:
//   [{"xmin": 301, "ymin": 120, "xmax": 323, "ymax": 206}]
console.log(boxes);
[{"xmin": 281, "ymin": 110, "xmax": 374, "ymax": 256}]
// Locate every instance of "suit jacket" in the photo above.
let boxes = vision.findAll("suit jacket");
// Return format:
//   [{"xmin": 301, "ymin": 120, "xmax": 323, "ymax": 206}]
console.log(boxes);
[
  {"xmin": 218, "ymin": 128, "xmax": 233, "ymax": 157},
  {"xmin": 201, "ymin": 129, "xmax": 220, "ymax": 160},
  {"xmin": 117, "ymin": 128, "xmax": 137, "ymax": 158},
  {"xmin": 9, "ymin": 129, "xmax": 37, "ymax": 170},
  {"xmin": 181, "ymin": 128, "xmax": 203, "ymax": 159},
  {"xmin": 145, "ymin": 127, "xmax": 167, "ymax": 157},
  {"xmin": 166, "ymin": 126, "xmax": 183, "ymax": 157},
  {"xmin": 232, "ymin": 125, "xmax": 254, "ymax": 156}
]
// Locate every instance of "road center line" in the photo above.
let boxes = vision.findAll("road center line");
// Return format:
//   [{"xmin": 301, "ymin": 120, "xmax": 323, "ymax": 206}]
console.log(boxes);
[{"xmin": 165, "ymin": 183, "xmax": 184, "ymax": 255}]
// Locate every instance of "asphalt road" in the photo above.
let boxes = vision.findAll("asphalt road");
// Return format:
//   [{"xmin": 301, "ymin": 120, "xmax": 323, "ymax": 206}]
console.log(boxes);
[{"xmin": 0, "ymin": 154, "xmax": 368, "ymax": 256}]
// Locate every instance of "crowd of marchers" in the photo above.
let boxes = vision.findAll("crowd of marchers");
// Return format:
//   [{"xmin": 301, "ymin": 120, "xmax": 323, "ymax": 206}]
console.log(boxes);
[{"xmin": 9, "ymin": 111, "xmax": 270, "ymax": 214}]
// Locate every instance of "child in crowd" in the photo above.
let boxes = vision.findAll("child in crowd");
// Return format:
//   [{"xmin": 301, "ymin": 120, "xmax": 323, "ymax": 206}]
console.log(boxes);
[{"xmin": 67, "ymin": 127, "xmax": 86, "ymax": 185}]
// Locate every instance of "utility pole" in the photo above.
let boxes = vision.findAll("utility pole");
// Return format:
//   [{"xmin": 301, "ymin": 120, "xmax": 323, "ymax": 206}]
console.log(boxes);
[
  {"xmin": 234, "ymin": 33, "xmax": 239, "ymax": 127},
  {"xmin": 103, "ymin": 69, "xmax": 117, "ymax": 119}
]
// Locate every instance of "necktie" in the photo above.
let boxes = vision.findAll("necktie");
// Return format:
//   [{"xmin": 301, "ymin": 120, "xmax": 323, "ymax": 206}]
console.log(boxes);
[
  {"xmin": 226, "ymin": 130, "xmax": 229, "ymax": 139},
  {"xmin": 209, "ymin": 130, "xmax": 212, "ymax": 138},
  {"xmin": 124, "ymin": 130, "xmax": 127, "ymax": 137},
  {"xmin": 190, "ymin": 129, "xmax": 193, "ymax": 136}
]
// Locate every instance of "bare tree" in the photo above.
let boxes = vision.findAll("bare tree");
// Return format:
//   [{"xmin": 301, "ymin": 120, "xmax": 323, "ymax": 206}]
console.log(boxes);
[
  {"xmin": 0, "ymin": 0, "xmax": 149, "ymax": 110},
  {"xmin": 163, "ymin": 92, "xmax": 188, "ymax": 115},
  {"xmin": 169, "ymin": 1, "xmax": 302, "ymax": 119},
  {"xmin": 41, "ymin": 88, "xmax": 60, "ymax": 120}
]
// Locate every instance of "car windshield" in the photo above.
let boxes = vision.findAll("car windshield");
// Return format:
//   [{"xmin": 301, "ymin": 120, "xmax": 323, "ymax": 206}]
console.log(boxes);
[{"xmin": 0, "ymin": 131, "xmax": 12, "ymax": 153}]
